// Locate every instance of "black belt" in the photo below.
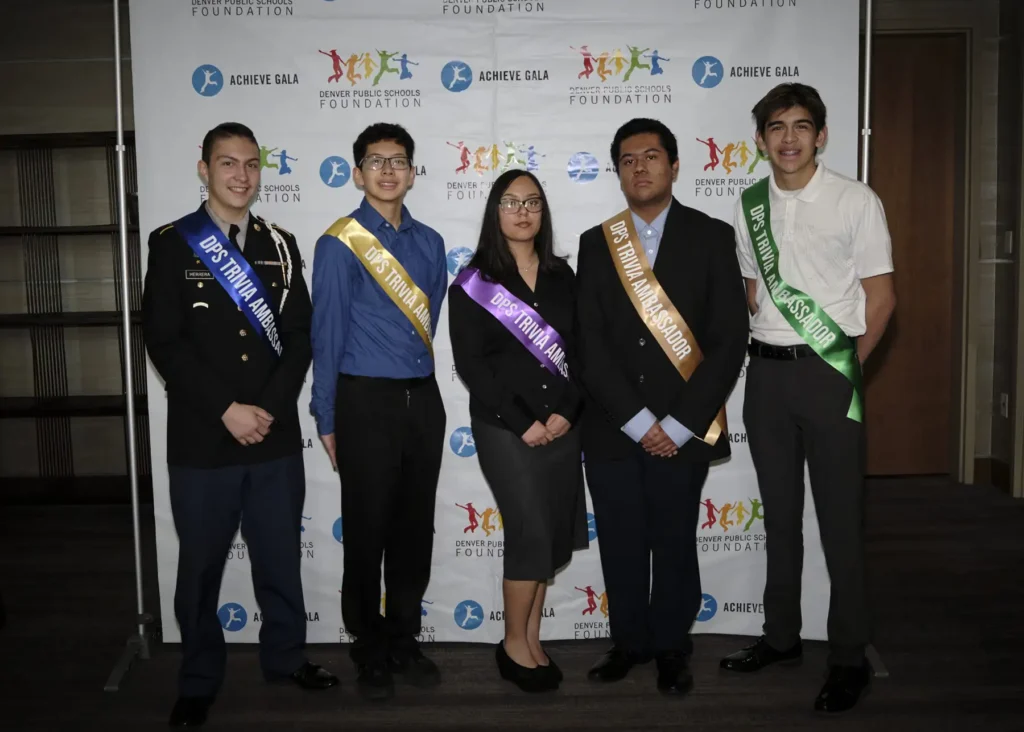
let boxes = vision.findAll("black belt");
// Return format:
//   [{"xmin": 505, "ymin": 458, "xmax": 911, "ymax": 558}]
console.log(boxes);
[
  {"xmin": 340, "ymin": 373, "xmax": 434, "ymax": 389},
  {"xmin": 747, "ymin": 338, "xmax": 816, "ymax": 360}
]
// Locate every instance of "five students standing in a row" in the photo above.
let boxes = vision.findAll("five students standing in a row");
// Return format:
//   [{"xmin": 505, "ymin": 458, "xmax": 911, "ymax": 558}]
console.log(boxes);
[{"xmin": 143, "ymin": 81, "xmax": 894, "ymax": 728}]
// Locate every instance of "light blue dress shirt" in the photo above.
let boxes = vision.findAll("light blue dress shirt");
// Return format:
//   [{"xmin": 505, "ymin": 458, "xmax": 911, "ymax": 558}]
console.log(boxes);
[{"xmin": 620, "ymin": 206, "xmax": 694, "ymax": 448}]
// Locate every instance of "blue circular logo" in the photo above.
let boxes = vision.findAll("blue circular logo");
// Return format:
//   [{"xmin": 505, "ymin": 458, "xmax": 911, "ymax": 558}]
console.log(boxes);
[
  {"xmin": 441, "ymin": 61, "xmax": 473, "ymax": 92},
  {"xmin": 319, "ymin": 156, "xmax": 351, "ymax": 188},
  {"xmin": 692, "ymin": 56, "xmax": 723, "ymax": 88},
  {"xmin": 449, "ymin": 427, "xmax": 476, "ymax": 457},
  {"xmin": 567, "ymin": 152, "xmax": 600, "ymax": 183},
  {"xmin": 446, "ymin": 247, "xmax": 474, "ymax": 276},
  {"xmin": 332, "ymin": 516, "xmax": 343, "ymax": 544},
  {"xmin": 218, "ymin": 602, "xmax": 248, "ymax": 631},
  {"xmin": 192, "ymin": 65, "xmax": 223, "ymax": 97},
  {"xmin": 454, "ymin": 600, "xmax": 484, "ymax": 630},
  {"xmin": 696, "ymin": 593, "xmax": 717, "ymax": 622},
  {"xmin": 586, "ymin": 512, "xmax": 598, "ymax": 542}
]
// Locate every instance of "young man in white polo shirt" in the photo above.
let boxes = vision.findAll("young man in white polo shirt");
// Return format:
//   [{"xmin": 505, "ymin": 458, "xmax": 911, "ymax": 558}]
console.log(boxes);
[{"xmin": 720, "ymin": 83, "xmax": 896, "ymax": 715}]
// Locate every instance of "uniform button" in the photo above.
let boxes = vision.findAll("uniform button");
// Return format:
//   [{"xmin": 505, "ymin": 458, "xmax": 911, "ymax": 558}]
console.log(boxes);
[
  {"xmin": 239, "ymin": 329, "xmax": 247, "ymax": 337},
  {"xmin": 543, "ymin": 404, "xmax": 549, "ymax": 409},
  {"xmin": 639, "ymin": 374, "xmax": 644, "ymax": 383},
  {"xmin": 238, "ymin": 306, "xmax": 242, "ymax": 312},
  {"xmin": 197, "ymin": 282, "xmax": 204, "ymax": 288},
  {"xmin": 533, "ymin": 302, "xmax": 539, "ymax": 307},
  {"xmin": 541, "ymin": 384, "xmax": 548, "ymax": 390},
  {"xmin": 241, "ymin": 354, "xmax": 249, "ymax": 362},
  {"xmin": 639, "ymin": 338, "xmax": 646, "ymax": 346},
  {"xmin": 272, "ymin": 281, "xmax": 278, "ymax": 288}
]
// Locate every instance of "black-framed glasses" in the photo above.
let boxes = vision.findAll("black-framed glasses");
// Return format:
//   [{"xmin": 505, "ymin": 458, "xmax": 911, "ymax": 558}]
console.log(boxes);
[
  {"xmin": 499, "ymin": 197, "xmax": 543, "ymax": 213},
  {"xmin": 360, "ymin": 155, "xmax": 411, "ymax": 171}
]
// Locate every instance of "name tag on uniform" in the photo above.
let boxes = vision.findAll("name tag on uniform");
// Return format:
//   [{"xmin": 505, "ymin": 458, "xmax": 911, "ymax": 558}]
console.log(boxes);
[
  {"xmin": 185, "ymin": 269, "xmax": 214, "ymax": 280},
  {"xmin": 252, "ymin": 260, "xmax": 283, "ymax": 266}
]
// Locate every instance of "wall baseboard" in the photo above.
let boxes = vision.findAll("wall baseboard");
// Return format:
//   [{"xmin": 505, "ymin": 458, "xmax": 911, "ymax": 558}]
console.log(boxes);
[{"xmin": 974, "ymin": 458, "xmax": 1011, "ymax": 491}]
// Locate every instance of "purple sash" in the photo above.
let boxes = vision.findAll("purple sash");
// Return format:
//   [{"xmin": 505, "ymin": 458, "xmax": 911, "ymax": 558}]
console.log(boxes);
[{"xmin": 453, "ymin": 266, "xmax": 569, "ymax": 379}]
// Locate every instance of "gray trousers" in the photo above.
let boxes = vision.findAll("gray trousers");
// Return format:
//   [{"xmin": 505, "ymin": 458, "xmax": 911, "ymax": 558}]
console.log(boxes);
[{"xmin": 744, "ymin": 347, "xmax": 869, "ymax": 667}]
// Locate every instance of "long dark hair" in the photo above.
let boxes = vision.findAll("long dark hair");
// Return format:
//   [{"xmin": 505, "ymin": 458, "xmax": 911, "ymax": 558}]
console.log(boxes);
[{"xmin": 468, "ymin": 169, "xmax": 562, "ymax": 281}]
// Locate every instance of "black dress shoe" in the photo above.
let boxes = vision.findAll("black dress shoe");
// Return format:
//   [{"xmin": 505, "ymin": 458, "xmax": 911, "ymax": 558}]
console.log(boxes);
[
  {"xmin": 538, "ymin": 652, "xmax": 563, "ymax": 684},
  {"xmin": 495, "ymin": 642, "xmax": 557, "ymax": 692},
  {"xmin": 656, "ymin": 653, "xmax": 694, "ymax": 696},
  {"xmin": 389, "ymin": 648, "xmax": 441, "ymax": 688},
  {"xmin": 587, "ymin": 646, "xmax": 650, "ymax": 682},
  {"xmin": 356, "ymin": 661, "xmax": 394, "ymax": 701},
  {"xmin": 814, "ymin": 663, "xmax": 870, "ymax": 714},
  {"xmin": 289, "ymin": 662, "xmax": 339, "ymax": 690},
  {"xmin": 719, "ymin": 636, "xmax": 802, "ymax": 673},
  {"xmin": 169, "ymin": 696, "xmax": 213, "ymax": 727}
]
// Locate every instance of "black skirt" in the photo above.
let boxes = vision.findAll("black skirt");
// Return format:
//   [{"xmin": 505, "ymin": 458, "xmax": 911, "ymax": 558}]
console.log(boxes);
[{"xmin": 472, "ymin": 419, "xmax": 589, "ymax": 581}]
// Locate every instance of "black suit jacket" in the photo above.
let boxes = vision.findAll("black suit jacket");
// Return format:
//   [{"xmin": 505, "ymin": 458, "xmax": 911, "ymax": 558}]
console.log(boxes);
[
  {"xmin": 142, "ymin": 206, "xmax": 312, "ymax": 468},
  {"xmin": 575, "ymin": 198, "xmax": 749, "ymax": 463},
  {"xmin": 448, "ymin": 259, "xmax": 583, "ymax": 437}
]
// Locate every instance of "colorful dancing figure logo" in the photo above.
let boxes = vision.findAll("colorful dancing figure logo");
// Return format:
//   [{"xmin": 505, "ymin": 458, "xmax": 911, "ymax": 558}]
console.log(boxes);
[
  {"xmin": 318, "ymin": 49, "xmax": 417, "ymax": 86},
  {"xmin": 571, "ymin": 44, "xmax": 671, "ymax": 83},
  {"xmin": 446, "ymin": 141, "xmax": 543, "ymax": 176}
]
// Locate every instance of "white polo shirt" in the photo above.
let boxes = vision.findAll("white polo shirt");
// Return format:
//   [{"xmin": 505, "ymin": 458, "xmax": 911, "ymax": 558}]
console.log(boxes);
[{"xmin": 733, "ymin": 162, "xmax": 893, "ymax": 347}]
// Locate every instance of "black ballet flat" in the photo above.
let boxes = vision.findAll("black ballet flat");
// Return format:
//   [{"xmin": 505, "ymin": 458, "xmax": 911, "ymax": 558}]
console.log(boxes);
[{"xmin": 495, "ymin": 642, "xmax": 557, "ymax": 692}]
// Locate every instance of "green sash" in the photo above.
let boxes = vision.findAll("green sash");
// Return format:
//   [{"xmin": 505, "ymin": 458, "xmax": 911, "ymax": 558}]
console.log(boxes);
[{"xmin": 740, "ymin": 178, "xmax": 863, "ymax": 422}]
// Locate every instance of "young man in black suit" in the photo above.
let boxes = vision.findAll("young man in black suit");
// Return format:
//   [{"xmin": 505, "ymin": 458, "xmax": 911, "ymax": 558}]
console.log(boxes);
[
  {"xmin": 575, "ymin": 118, "xmax": 749, "ymax": 695},
  {"xmin": 143, "ymin": 122, "xmax": 338, "ymax": 727}
]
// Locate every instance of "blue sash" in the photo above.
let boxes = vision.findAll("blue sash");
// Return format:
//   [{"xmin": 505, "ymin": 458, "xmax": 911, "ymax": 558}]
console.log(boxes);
[{"xmin": 173, "ymin": 208, "xmax": 282, "ymax": 357}]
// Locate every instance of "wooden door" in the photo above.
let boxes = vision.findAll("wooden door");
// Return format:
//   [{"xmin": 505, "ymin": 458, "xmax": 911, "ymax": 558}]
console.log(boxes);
[{"xmin": 863, "ymin": 33, "xmax": 966, "ymax": 475}]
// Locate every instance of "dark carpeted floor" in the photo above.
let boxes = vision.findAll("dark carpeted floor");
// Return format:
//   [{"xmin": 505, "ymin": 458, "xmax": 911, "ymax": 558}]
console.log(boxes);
[{"xmin": 0, "ymin": 477, "xmax": 1022, "ymax": 731}]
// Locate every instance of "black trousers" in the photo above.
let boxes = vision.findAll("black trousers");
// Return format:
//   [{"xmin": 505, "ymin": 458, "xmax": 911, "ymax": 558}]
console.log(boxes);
[
  {"xmin": 744, "ymin": 348, "xmax": 869, "ymax": 667},
  {"xmin": 585, "ymin": 449, "xmax": 708, "ymax": 657},
  {"xmin": 168, "ymin": 453, "xmax": 307, "ymax": 697},
  {"xmin": 335, "ymin": 374, "xmax": 446, "ymax": 665}
]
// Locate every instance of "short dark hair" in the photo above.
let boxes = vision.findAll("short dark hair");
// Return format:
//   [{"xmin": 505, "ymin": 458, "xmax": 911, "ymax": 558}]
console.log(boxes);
[
  {"xmin": 752, "ymin": 83, "xmax": 827, "ymax": 137},
  {"xmin": 468, "ymin": 169, "xmax": 563, "ymax": 282},
  {"xmin": 353, "ymin": 123, "xmax": 415, "ymax": 167},
  {"xmin": 610, "ymin": 118, "xmax": 678, "ymax": 174},
  {"xmin": 201, "ymin": 122, "xmax": 258, "ymax": 165}
]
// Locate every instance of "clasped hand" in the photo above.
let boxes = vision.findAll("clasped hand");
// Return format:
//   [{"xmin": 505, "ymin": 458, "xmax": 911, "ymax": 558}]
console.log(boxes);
[
  {"xmin": 641, "ymin": 422, "xmax": 678, "ymax": 458},
  {"xmin": 222, "ymin": 402, "xmax": 274, "ymax": 446},
  {"xmin": 521, "ymin": 413, "xmax": 571, "ymax": 447}
]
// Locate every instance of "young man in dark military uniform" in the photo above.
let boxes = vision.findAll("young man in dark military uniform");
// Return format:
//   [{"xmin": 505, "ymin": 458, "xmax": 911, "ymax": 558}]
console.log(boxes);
[{"xmin": 143, "ymin": 122, "xmax": 338, "ymax": 728}]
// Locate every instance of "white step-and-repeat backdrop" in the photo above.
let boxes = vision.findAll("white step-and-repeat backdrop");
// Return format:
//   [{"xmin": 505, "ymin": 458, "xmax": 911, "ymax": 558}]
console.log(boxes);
[{"xmin": 130, "ymin": 0, "xmax": 859, "ymax": 645}]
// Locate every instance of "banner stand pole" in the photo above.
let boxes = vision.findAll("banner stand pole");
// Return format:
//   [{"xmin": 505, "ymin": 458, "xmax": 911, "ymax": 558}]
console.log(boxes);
[
  {"xmin": 105, "ymin": 0, "xmax": 153, "ymax": 692},
  {"xmin": 858, "ymin": 0, "xmax": 888, "ymax": 681}
]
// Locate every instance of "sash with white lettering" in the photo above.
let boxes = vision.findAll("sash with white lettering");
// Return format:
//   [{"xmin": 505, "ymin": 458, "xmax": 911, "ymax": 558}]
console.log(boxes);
[
  {"xmin": 740, "ymin": 178, "xmax": 863, "ymax": 421},
  {"xmin": 601, "ymin": 210, "xmax": 727, "ymax": 446},
  {"xmin": 453, "ymin": 266, "xmax": 569, "ymax": 379},
  {"xmin": 323, "ymin": 217, "xmax": 433, "ymax": 357},
  {"xmin": 173, "ymin": 209, "xmax": 282, "ymax": 357}
]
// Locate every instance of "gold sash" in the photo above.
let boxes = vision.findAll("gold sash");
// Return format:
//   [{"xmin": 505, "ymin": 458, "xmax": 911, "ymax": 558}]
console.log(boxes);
[
  {"xmin": 601, "ymin": 209, "xmax": 726, "ymax": 446},
  {"xmin": 324, "ymin": 217, "xmax": 433, "ymax": 357}
]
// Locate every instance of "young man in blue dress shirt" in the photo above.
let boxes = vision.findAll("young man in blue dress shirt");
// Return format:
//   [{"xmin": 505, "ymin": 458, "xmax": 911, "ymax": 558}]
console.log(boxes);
[{"xmin": 310, "ymin": 123, "xmax": 448, "ymax": 701}]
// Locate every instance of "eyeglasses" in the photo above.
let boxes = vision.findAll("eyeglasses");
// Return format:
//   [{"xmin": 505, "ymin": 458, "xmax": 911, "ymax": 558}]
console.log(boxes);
[
  {"xmin": 499, "ymin": 197, "xmax": 543, "ymax": 213},
  {"xmin": 360, "ymin": 155, "xmax": 411, "ymax": 171}
]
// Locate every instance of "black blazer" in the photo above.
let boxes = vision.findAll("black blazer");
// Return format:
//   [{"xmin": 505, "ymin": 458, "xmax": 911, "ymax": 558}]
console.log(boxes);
[
  {"xmin": 142, "ymin": 206, "xmax": 312, "ymax": 468},
  {"xmin": 448, "ymin": 259, "xmax": 583, "ymax": 437},
  {"xmin": 575, "ymin": 198, "xmax": 748, "ymax": 462}
]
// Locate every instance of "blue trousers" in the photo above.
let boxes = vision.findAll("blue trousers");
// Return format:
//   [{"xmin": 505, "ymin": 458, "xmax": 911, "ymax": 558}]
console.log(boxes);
[{"xmin": 168, "ymin": 454, "xmax": 307, "ymax": 697}]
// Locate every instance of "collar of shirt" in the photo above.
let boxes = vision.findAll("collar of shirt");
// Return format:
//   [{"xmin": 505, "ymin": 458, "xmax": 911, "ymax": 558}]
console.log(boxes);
[
  {"xmin": 357, "ymin": 196, "xmax": 416, "ymax": 236},
  {"xmin": 204, "ymin": 202, "xmax": 250, "ymax": 250},
  {"xmin": 769, "ymin": 160, "xmax": 826, "ymax": 204},
  {"xmin": 630, "ymin": 202, "xmax": 671, "ymax": 266}
]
